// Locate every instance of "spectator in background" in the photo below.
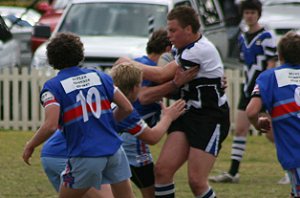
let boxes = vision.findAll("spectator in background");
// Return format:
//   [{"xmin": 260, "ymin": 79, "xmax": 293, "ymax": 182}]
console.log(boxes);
[
  {"xmin": 209, "ymin": 0, "xmax": 277, "ymax": 184},
  {"xmin": 246, "ymin": 31, "xmax": 300, "ymax": 198}
]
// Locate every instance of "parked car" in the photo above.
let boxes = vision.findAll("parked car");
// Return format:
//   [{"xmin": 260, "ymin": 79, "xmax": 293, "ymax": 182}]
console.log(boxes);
[
  {"xmin": 239, "ymin": 0, "xmax": 300, "ymax": 44},
  {"xmin": 31, "ymin": 0, "xmax": 69, "ymax": 53},
  {"xmin": 0, "ymin": 15, "xmax": 21, "ymax": 68},
  {"xmin": 31, "ymin": 0, "xmax": 228, "ymax": 70},
  {"xmin": 259, "ymin": 0, "xmax": 300, "ymax": 43},
  {"xmin": 0, "ymin": 6, "xmax": 41, "ymax": 66}
]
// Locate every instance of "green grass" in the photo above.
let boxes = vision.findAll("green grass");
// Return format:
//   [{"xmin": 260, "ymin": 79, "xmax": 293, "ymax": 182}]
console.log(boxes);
[{"xmin": 0, "ymin": 131, "xmax": 290, "ymax": 197}]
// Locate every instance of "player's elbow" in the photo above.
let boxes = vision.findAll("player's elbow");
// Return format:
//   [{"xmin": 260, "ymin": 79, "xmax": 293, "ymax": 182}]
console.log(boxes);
[
  {"xmin": 246, "ymin": 105, "xmax": 257, "ymax": 121},
  {"xmin": 43, "ymin": 122, "xmax": 58, "ymax": 134},
  {"xmin": 143, "ymin": 138, "xmax": 157, "ymax": 145},
  {"xmin": 124, "ymin": 105, "xmax": 134, "ymax": 117}
]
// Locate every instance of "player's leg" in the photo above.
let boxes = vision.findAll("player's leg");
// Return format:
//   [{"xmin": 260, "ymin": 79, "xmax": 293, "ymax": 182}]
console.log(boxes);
[
  {"xmin": 110, "ymin": 179, "xmax": 134, "ymax": 198},
  {"xmin": 188, "ymin": 114, "xmax": 229, "ymax": 197},
  {"xmin": 59, "ymin": 157, "xmax": 108, "ymax": 198},
  {"xmin": 209, "ymin": 94, "xmax": 250, "ymax": 183},
  {"xmin": 40, "ymin": 157, "xmax": 67, "ymax": 192},
  {"xmin": 188, "ymin": 148, "xmax": 216, "ymax": 197},
  {"xmin": 83, "ymin": 185, "xmax": 114, "ymax": 198},
  {"xmin": 286, "ymin": 168, "xmax": 300, "ymax": 198},
  {"xmin": 59, "ymin": 186, "xmax": 89, "ymax": 198},
  {"xmin": 154, "ymin": 131, "xmax": 189, "ymax": 198},
  {"xmin": 130, "ymin": 163, "xmax": 155, "ymax": 198},
  {"xmin": 103, "ymin": 147, "xmax": 135, "ymax": 198},
  {"xmin": 228, "ymin": 109, "xmax": 250, "ymax": 176}
]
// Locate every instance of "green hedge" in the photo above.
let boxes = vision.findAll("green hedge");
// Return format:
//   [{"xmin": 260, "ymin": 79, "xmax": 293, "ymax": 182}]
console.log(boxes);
[{"xmin": 0, "ymin": 0, "xmax": 46, "ymax": 8}]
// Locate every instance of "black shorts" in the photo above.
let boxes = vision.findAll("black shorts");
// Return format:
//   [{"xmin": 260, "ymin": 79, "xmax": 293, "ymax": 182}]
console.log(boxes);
[
  {"xmin": 168, "ymin": 106, "xmax": 230, "ymax": 156},
  {"xmin": 237, "ymin": 88, "xmax": 251, "ymax": 111},
  {"xmin": 130, "ymin": 163, "xmax": 154, "ymax": 189}
]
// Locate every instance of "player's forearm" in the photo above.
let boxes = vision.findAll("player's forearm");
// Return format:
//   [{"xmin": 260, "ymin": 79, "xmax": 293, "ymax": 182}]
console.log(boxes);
[
  {"xmin": 27, "ymin": 125, "xmax": 57, "ymax": 149},
  {"xmin": 139, "ymin": 81, "xmax": 178, "ymax": 105},
  {"xmin": 267, "ymin": 59, "xmax": 277, "ymax": 69},
  {"xmin": 137, "ymin": 61, "xmax": 177, "ymax": 83},
  {"xmin": 145, "ymin": 115, "xmax": 173, "ymax": 145}
]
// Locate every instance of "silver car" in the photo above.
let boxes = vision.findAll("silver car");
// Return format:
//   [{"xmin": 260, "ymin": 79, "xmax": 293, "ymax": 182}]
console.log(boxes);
[
  {"xmin": 31, "ymin": 0, "xmax": 228, "ymax": 70},
  {"xmin": 0, "ymin": 15, "xmax": 20, "ymax": 68},
  {"xmin": 259, "ymin": 0, "xmax": 300, "ymax": 43}
]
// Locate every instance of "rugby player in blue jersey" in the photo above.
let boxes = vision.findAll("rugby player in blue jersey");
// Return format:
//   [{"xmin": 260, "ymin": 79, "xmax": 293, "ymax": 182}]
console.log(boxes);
[
  {"xmin": 247, "ymin": 31, "xmax": 300, "ymax": 198},
  {"xmin": 22, "ymin": 33, "xmax": 135, "ymax": 198}
]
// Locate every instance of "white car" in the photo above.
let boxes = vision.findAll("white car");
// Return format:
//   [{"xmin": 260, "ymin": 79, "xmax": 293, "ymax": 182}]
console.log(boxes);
[
  {"xmin": 250, "ymin": 0, "xmax": 300, "ymax": 43},
  {"xmin": 0, "ymin": 6, "xmax": 41, "ymax": 66},
  {"xmin": 31, "ymin": 0, "xmax": 228, "ymax": 70},
  {"xmin": 0, "ymin": 15, "xmax": 20, "ymax": 68}
]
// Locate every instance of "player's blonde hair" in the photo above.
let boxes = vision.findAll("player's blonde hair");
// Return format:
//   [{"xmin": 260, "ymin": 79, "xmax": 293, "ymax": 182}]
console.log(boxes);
[{"xmin": 110, "ymin": 62, "xmax": 142, "ymax": 96}]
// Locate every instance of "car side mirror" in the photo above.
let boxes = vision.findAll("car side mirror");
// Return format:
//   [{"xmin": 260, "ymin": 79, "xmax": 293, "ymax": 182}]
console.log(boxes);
[{"xmin": 33, "ymin": 25, "xmax": 51, "ymax": 39}]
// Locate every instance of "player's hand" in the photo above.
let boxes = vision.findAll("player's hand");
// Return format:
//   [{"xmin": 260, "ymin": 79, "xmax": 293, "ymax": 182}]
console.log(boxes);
[
  {"xmin": 161, "ymin": 99, "xmax": 186, "ymax": 121},
  {"xmin": 22, "ymin": 142, "xmax": 35, "ymax": 165},
  {"xmin": 172, "ymin": 66, "xmax": 198, "ymax": 88},
  {"xmin": 113, "ymin": 57, "xmax": 131, "ymax": 67},
  {"xmin": 221, "ymin": 76, "xmax": 228, "ymax": 89},
  {"xmin": 257, "ymin": 117, "xmax": 271, "ymax": 133}
]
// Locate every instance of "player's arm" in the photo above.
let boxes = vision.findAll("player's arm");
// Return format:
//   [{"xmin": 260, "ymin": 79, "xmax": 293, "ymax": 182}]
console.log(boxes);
[
  {"xmin": 115, "ymin": 57, "xmax": 179, "ymax": 83},
  {"xmin": 139, "ymin": 67, "xmax": 198, "ymax": 105},
  {"xmin": 113, "ymin": 88, "xmax": 133, "ymax": 122},
  {"xmin": 263, "ymin": 33, "xmax": 278, "ymax": 69},
  {"xmin": 23, "ymin": 104, "xmax": 60, "ymax": 165},
  {"xmin": 267, "ymin": 58, "xmax": 277, "ymax": 69},
  {"xmin": 246, "ymin": 85, "xmax": 271, "ymax": 132},
  {"xmin": 137, "ymin": 99, "xmax": 185, "ymax": 145}
]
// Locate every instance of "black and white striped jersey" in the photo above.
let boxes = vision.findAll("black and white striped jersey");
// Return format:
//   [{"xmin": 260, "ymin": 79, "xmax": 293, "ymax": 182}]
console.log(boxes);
[{"xmin": 174, "ymin": 36, "xmax": 228, "ymax": 113}]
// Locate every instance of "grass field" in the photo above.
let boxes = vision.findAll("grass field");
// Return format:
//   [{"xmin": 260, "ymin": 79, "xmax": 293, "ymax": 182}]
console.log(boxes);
[{"xmin": 0, "ymin": 131, "xmax": 290, "ymax": 198}]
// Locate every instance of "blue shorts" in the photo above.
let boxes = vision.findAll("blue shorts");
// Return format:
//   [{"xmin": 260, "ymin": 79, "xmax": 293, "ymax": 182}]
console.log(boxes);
[
  {"xmin": 121, "ymin": 133, "xmax": 153, "ymax": 167},
  {"xmin": 61, "ymin": 147, "xmax": 131, "ymax": 189},
  {"xmin": 287, "ymin": 168, "xmax": 300, "ymax": 197},
  {"xmin": 41, "ymin": 157, "xmax": 67, "ymax": 192}
]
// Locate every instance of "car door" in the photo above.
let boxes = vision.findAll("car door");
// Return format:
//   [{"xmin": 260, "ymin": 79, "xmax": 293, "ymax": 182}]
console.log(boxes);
[
  {"xmin": 0, "ymin": 15, "xmax": 20, "ymax": 68},
  {"xmin": 193, "ymin": 0, "xmax": 228, "ymax": 60}
]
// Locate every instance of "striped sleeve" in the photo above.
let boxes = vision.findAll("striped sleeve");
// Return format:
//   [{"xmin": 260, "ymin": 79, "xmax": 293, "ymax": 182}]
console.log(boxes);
[
  {"xmin": 40, "ymin": 91, "xmax": 60, "ymax": 108},
  {"xmin": 261, "ymin": 32, "xmax": 278, "ymax": 60},
  {"xmin": 127, "ymin": 119, "xmax": 148, "ymax": 136}
]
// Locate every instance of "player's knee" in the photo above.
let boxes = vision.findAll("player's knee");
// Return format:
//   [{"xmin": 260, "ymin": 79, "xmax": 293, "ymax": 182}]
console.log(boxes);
[
  {"xmin": 154, "ymin": 162, "xmax": 173, "ymax": 180},
  {"xmin": 188, "ymin": 175, "xmax": 207, "ymax": 193}
]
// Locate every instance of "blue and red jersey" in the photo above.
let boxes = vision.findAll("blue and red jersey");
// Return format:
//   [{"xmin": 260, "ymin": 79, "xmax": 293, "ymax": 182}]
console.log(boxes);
[
  {"xmin": 117, "ymin": 108, "xmax": 152, "ymax": 167},
  {"xmin": 133, "ymin": 55, "xmax": 161, "ymax": 121},
  {"xmin": 40, "ymin": 66, "xmax": 122, "ymax": 157},
  {"xmin": 255, "ymin": 64, "xmax": 300, "ymax": 169}
]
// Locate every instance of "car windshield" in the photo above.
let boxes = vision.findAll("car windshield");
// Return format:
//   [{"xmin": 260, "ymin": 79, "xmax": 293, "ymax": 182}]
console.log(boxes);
[{"xmin": 58, "ymin": 2, "xmax": 168, "ymax": 37}]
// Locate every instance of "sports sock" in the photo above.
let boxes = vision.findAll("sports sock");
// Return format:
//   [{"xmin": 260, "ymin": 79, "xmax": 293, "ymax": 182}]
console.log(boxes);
[
  {"xmin": 155, "ymin": 183, "xmax": 175, "ymax": 198},
  {"xmin": 229, "ymin": 136, "xmax": 246, "ymax": 176},
  {"xmin": 195, "ymin": 187, "xmax": 216, "ymax": 198}
]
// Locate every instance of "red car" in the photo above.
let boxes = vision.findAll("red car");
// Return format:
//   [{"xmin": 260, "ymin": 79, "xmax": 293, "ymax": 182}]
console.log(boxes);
[{"xmin": 31, "ymin": 0, "xmax": 68, "ymax": 53}]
